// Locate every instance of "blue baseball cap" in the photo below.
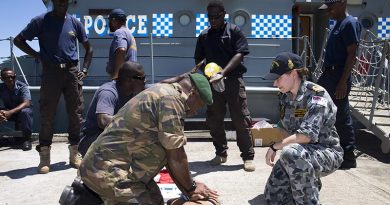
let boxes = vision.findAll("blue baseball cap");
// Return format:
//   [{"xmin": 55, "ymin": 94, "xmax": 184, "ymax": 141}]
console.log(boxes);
[
  {"xmin": 109, "ymin": 9, "xmax": 126, "ymax": 20},
  {"xmin": 262, "ymin": 52, "xmax": 304, "ymax": 80}
]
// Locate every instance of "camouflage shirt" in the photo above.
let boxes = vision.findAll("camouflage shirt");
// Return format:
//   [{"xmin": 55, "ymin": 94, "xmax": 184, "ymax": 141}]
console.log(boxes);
[
  {"xmin": 278, "ymin": 80, "xmax": 342, "ymax": 151},
  {"xmin": 79, "ymin": 83, "xmax": 188, "ymax": 197}
]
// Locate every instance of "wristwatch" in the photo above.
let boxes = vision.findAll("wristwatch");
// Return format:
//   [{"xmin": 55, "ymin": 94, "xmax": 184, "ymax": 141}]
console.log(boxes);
[
  {"xmin": 269, "ymin": 142, "xmax": 278, "ymax": 152},
  {"xmin": 82, "ymin": 68, "xmax": 88, "ymax": 75},
  {"xmin": 186, "ymin": 180, "xmax": 197, "ymax": 193}
]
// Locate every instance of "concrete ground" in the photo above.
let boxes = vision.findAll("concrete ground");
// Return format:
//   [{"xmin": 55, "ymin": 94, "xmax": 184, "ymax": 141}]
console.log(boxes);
[{"xmin": 0, "ymin": 129, "xmax": 389, "ymax": 205}]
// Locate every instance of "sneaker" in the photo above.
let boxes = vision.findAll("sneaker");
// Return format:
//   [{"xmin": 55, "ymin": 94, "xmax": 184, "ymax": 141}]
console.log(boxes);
[
  {"xmin": 22, "ymin": 140, "xmax": 32, "ymax": 151},
  {"xmin": 210, "ymin": 155, "xmax": 227, "ymax": 165},
  {"xmin": 243, "ymin": 160, "xmax": 256, "ymax": 172}
]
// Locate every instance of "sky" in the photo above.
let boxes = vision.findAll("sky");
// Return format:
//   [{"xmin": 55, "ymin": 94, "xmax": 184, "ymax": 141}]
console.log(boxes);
[{"xmin": 0, "ymin": 0, "xmax": 47, "ymax": 63}]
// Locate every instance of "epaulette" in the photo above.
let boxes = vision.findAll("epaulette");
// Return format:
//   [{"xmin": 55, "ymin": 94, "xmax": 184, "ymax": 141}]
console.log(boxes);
[{"xmin": 306, "ymin": 83, "xmax": 325, "ymax": 94}]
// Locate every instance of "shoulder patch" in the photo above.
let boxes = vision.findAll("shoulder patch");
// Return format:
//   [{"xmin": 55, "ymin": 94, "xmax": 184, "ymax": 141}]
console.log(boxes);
[
  {"xmin": 307, "ymin": 83, "xmax": 324, "ymax": 93},
  {"xmin": 311, "ymin": 96, "xmax": 327, "ymax": 107}
]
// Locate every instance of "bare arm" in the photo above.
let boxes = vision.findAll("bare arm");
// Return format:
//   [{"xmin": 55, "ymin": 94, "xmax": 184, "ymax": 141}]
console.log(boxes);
[
  {"xmin": 335, "ymin": 43, "xmax": 358, "ymax": 99},
  {"xmin": 111, "ymin": 48, "xmax": 126, "ymax": 80},
  {"xmin": 13, "ymin": 35, "xmax": 40, "ymax": 60},
  {"xmin": 220, "ymin": 53, "xmax": 244, "ymax": 77},
  {"xmin": 97, "ymin": 113, "xmax": 112, "ymax": 129}
]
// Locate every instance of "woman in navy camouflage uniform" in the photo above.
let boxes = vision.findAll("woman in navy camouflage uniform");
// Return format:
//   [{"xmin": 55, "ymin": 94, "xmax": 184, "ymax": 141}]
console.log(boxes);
[{"xmin": 262, "ymin": 52, "xmax": 343, "ymax": 205}]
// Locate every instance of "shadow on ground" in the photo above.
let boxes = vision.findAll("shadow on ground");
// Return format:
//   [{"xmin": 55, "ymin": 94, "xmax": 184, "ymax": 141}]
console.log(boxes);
[
  {"xmin": 0, "ymin": 161, "xmax": 71, "ymax": 179},
  {"xmin": 355, "ymin": 129, "xmax": 390, "ymax": 163}
]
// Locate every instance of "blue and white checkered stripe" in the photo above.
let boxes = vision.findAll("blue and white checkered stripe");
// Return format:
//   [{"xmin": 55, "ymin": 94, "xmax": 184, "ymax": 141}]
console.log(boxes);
[
  {"xmin": 378, "ymin": 17, "xmax": 390, "ymax": 39},
  {"xmin": 195, "ymin": 13, "xmax": 229, "ymax": 37},
  {"xmin": 251, "ymin": 15, "xmax": 292, "ymax": 38},
  {"xmin": 152, "ymin": 13, "xmax": 173, "ymax": 37}
]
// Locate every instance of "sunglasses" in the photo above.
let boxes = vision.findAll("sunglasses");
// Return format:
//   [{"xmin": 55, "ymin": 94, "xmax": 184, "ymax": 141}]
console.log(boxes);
[
  {"xmin": 207, "ymin": 12, "xmax": 224, "ymax": 20},
  {"xmin": 1, "ymin": 75, "xmax": 16, "ymax": 80},
  {"xmin": 131, "ymin": 75, "xmax": 146, "ymax": 81}
]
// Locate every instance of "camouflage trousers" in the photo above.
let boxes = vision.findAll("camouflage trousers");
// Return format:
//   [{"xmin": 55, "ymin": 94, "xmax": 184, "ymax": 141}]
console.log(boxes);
[
  {"xmin": 265, "ymin": 143, "xmax": 343, "ymax": 205},
  {"xmin": 93, "ymin": 179, "xmax": 164, "ymax": 205}
]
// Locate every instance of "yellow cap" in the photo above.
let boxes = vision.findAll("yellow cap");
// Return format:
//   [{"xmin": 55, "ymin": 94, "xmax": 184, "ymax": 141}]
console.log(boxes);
[{"xmin": 204, "ymin": 62, "xmax": 221, "ymax": 78}]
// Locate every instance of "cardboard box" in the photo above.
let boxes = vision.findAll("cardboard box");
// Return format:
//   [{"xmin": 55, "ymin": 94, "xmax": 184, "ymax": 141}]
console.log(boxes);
[{"xmin": 250, "ymin": 127, "xmax": 286, "ymax": 147}]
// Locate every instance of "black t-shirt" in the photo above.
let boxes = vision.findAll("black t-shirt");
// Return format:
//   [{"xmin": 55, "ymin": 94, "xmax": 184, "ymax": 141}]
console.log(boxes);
[{"xmin": 194, "ymin": 22, "xmax": 250, "ymax": 77}]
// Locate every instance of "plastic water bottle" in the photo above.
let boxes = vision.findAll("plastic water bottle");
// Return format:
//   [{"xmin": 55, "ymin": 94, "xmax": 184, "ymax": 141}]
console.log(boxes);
[{"xmin": 212, "ymin": 74, "xmax": 225, "ymax": 92}]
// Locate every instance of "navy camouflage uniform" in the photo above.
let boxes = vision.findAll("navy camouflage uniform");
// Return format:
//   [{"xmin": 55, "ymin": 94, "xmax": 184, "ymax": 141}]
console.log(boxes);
[{"xmin": 265, "ymin": 81, "xmax": 343, "ymax": 205}]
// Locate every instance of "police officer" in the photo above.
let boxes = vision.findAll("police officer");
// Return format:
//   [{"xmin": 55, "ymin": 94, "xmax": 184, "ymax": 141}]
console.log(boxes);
[
  {"xmin": 14, "ymin": 0, "xmax": 93, "ymax": 173},
  {"xmin": 0, "ymin": 68, "xmax": 33, "ymax": 151},
  {"xmin": 262, "ymin": 52, "xmax": 343, "ymax": 204},
  {"xmin": 317, "ymin": 0, "xmax": 362, "ymax": 169},
  {"xmin": 79, "ymin": 73, "xmax": 218, "ymax": 204}
]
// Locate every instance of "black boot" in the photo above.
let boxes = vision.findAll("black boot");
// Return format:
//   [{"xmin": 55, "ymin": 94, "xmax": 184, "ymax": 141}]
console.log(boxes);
[
  {"xmin": 339, "ymin": 150, "xmax": 357, "ymax": 169},
  {"xmin": 22, "ymin": 135, "xmax": 32, "ymax": 151}
]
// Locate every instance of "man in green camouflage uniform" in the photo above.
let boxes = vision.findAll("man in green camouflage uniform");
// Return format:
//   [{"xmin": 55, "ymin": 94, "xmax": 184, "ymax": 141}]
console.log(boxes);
[
  {"xmin": 262, "ymin": 52, "xmax": 344, "ymax": 204},
  {"xmin": 79, "ymin": 73, "xmax": 219, "ymax": 205}
]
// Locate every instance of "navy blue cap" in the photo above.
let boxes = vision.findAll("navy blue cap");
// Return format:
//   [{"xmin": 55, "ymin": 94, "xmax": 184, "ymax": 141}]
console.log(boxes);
[
  {"xmin": 109, "ymin": 9, "xmax": 126, "ymax": 20},
  {"xmin": 262, "ymin": 52, "xmax": 304, "ymax": 80}
]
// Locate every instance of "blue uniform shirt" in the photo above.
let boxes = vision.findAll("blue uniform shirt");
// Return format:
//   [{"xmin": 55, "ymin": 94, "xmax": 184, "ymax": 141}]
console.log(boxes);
[
  {"xmin": 107, "ymin": 26, "xmax": 137, "ymax": 74},
  {"xmin": 0, "ymin": 80, "xmax": 31, "ymax": 109},
  {"xmin": 324, "ymin": 15, "xmax": 361, "ymax": 67},
  {"xmin": 20, "ymin": 12, "xmax": 88, "ymax": 64},
  {"xmin": 81, "ymin": 81, "xmax": 133, "ymax": 136}
]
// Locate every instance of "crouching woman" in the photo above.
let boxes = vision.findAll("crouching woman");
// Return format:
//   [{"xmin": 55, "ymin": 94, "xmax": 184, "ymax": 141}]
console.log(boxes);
[{"xmin": 262, "ymin": 52, "xmax": 343, "ymax": 205}]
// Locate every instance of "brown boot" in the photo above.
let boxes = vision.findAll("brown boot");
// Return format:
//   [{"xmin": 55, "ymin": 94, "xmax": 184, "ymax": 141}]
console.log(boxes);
[
  {"xmin": 69, "ymin": 145, "xmax": 82, "ymax": 169},
  {"xmin": 37, "ymin": 146, "xmax": 51, "ymax": 174}
]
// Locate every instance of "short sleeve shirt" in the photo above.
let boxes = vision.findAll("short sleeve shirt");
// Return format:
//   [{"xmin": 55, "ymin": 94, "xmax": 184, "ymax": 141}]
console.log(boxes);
[
  {"xmin": 278, "ymin": 80, "xmax": 342, "ymax": 151},
  {"xmin": 324, "ymin": 15, "xmax": 362, "ymax": 67},
  {"xmin": 81, "ymin": 81, "xmax": 133, "ymax": 136},
  {"xmin": 79, "ymin": 83, "xmax": 188, "ymax": 196},
  {"xmin": 19, "ymin": 12, "xmax": 88, "ymax": 64},
  {"xmin": 0, "ymin": 80, "xmax": 31, "ymax": 109},
  {"xmin": 106, "ymin": 26, "xmax": 137, "ymax": 74},
  {"xmin": 194, "ymin": 22, "xmax": 249, "ymax": 77}
]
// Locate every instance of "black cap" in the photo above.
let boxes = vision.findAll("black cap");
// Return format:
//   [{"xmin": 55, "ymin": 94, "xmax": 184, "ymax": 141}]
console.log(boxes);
[
  {"xmin": 319, "ymin": 0, "xmax": 343, "ymax": 10},
  {"xmin": 109, "ymin": 9, "xmax": 126, "ymax": 21},
  {"xmin": 262, "ymin": 52, "xmax": 304, "ymax": 80}
]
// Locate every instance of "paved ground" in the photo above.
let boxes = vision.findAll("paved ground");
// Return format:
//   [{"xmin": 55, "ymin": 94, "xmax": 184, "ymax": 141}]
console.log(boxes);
[{"xmin": 0, "ymin": 129, "xmax": 389, "ymax": 205}]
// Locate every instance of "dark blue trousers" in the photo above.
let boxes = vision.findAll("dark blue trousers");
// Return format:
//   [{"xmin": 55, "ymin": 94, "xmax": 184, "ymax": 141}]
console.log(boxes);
[
  {"xmin": 318, "ymin": 70, "xmax": 356, "ymax": 151},
  {"xmin": 8, "ymin": 107, "xmax": 33, "ymax": 138}
]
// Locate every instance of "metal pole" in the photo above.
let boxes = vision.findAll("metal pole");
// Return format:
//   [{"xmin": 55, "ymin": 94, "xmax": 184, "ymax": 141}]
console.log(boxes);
[
  {"xmin": 368, "ymin": 41, "xmax": 388, "ymax": 127},
  {"xmin": 12, "ymin": 51, "xmax": 29, "ymax": 86},
  {"xmin": 10, "ymin": 36, "xmax": 15, "ymax": 70},
  {"xmin": 150, "ymin": 33, "xmax": 155, "ymax": 83},
  {"xmin": 302, "ymin": 36, "xmax": 308, "ymax": 68}
]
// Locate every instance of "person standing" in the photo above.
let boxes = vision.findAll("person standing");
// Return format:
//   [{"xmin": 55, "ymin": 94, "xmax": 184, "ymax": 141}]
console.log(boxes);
[
  {"xmin": 0, "ymin": 68, "xmax": 33, "ymax": 151},
  {"xmin": 79, "ymin": 73, "xmax": 218, "ymax": 204},
  {"xmin": 194, "ymin": 0, "xmax": 255, "ymax": 171},
  {"xmin": 78, "ymin": 62, "xmax": 146, "ymax": 157},
  {"xmin": 317, "ymin": 0, "xmax": 362, "ymax": 169},
  {"xmin": 14, "ymin": 0, "xmax": 93, "ymax": 174},
  {"xmin": 107, "ymin": 9, "xmax": 137, "ymax": 80},
  {"xmin": 263, "ymin": 52, "xmax": 343, "ymax": 204}
]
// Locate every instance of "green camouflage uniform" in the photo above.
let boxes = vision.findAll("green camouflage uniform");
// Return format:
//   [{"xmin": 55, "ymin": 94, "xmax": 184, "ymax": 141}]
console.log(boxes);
[
  {"xmin": 79, "ymin": 83, "xmax": 188, "ymax": 205},
  {"xmin": 265, "ymin": 81, "xmax": 344, "ymax": 205}
]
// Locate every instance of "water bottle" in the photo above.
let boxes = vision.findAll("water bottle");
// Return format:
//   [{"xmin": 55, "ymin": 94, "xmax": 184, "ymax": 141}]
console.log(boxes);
[{"xmin": 211, "ymin": 73, "xmax": 225, "ymax": 92}]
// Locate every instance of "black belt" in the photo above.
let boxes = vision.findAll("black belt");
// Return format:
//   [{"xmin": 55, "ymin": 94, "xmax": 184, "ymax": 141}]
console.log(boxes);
[
  {"xmin": 324, "ymin": 65, "xmax": 344, "ymax": 71},
  {"xmin": 43, "ymin": 61, "xmax": 76, "ymax": 69}
]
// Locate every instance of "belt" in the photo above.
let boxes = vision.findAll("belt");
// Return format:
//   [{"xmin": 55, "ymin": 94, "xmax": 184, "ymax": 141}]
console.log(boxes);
[{"xmin": 43, "ymin": 61, "xmax": 76, "ymax": 69}]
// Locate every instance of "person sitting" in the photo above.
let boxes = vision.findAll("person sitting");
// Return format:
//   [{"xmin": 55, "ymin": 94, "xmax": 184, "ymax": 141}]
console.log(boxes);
[
  {"xmin": 78, "ymin": 61, "xmax": 146, "ymax": 157},
  {"xmin": 0, "ymin": 68, "xmax": 33, "ymax": 151}
]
